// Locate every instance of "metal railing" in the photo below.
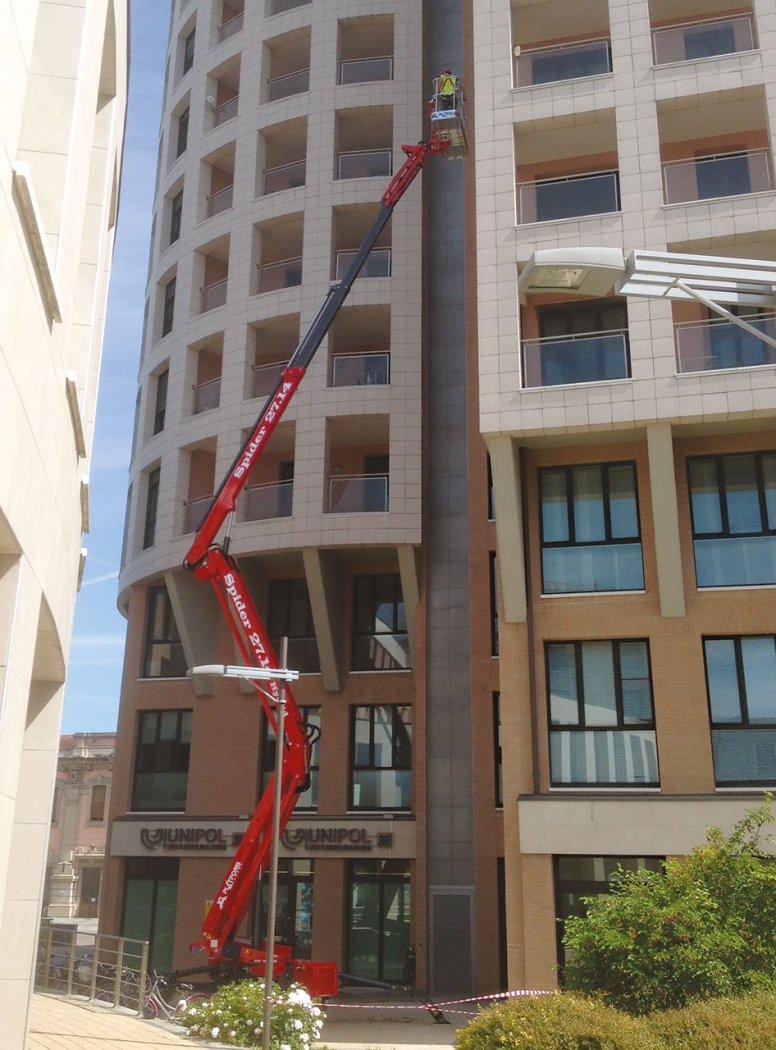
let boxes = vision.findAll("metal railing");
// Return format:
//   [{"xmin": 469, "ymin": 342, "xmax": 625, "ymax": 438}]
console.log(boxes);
[
  {"xmin": 522, "ymin": 330, "xmax": 630, "ymax": 388},
  {"xmin": 515, "ymin": 37, "xmax": 611, "ymax": 87},
  {"xmin": 652, "ymin": 14, "xmax": 754, "ymax": 65},
  {"xmin": 517, "ymin": 169, "xmax": 619, "ymax": 223},
  {"xmin": 245, "ymin": 479, "xmax": 294, "ymax": 520},
  {"xmin": 258, "ymin": 257, "xmax": 302, "ymax": 293},
  {"xmin": 218, "ymin": 11, "xmax": 243, "ymax": 42},
  {"xmin": 340, "ymin": 57, "xmax": 393, "ymax": 84},
  {"xmin": 267, "ymin": 68, "xmax": 310, "ymax": 102},
  {"xmin": 328, "ymin": 474, "xmax": 388, "ymax": 513},
  {"xmin": 332, "ymin": 352, "xmax": 390, "ymax": 386},
  {"xmin": 207, "ymin": 184, "xmax": 233, "ymax": 217},
  {"xmin": 201, "ymin": 278, "xmax": 228, "ymax": 311},
  {"xmin": 338, "ymin": 149, "xmax": 392, "ymax": 180},
  {"xmin": 675, "ymin": 314, "xmax": 776, "ymax": 373},
  {"xmin": 35, "ymin": 926, "xmax": 149, "ymax": 1014},
  {"xmin": 253, "ymin": 360, "xmax": 289, "ymax": 398},
  {"xmin": 214, "ymin": 95, "xmax": 239, "ymax": 126},
  {"xmin": 185, "ymin": 494, "xmax": 214, "ymax": 534},
  {"xmin": 263, "ymin": 160, "xmax": 306, "ymax": 194},
  {"xmin": 194, "ymin": 376, "xmax": 221, "ymax": 413},
  {"xmin": 335, "ymin": 248, "xmax": 391, "ymax": 280},
  {"xmin": 663, "ymin": 149, "xmax": 772, "ymax": 205}
]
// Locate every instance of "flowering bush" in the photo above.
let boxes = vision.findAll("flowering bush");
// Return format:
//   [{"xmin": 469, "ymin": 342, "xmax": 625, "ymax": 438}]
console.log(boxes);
[{"xmin": 177, "ymin": 978, "xmax": 325, "ymax": 1049}]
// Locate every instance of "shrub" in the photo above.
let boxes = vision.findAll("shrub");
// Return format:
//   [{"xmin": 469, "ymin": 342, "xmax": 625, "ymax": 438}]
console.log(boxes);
[{"xmin": 176, "ymin": 978, "xmax": 324, "ymax": 1049}]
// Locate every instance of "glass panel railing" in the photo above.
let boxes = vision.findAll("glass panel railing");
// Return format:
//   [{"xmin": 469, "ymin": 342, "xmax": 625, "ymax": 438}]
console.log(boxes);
[
  {"xmin": 711, "ymin": 728, "xmax": 776, "ymax": 785},
  {"xmin": 522, "ymin": 330, "xmax": 629, "ymax": 387},
  {"xmin": 352, "ymin": 634, "xmax": 411, "ymax": 672},
  {"xmin": 675, "ymin": 315, "xmax": 776, "ymax": 372},
  {"xmin": 218, "ymin": 12, "xmax": 243, "ymax": 42},
  {"xmin": 214, "ymin": 95, "xmax": 239, "ymax": 126},
  {"xmin": 694, "ymin": 535, "xmax": 776, "ymax": 587},
  {"xmin": 263, "ymin": 160, "xmax": 306, "ymax": 194},
  {"xmin": 245, "ymin": 480, "xmax": 294, "ymax": 520},
  {"xmin": 340, "ymin": 57, "xmax": 393, "ymax": 84},
  {"xmin": 328, "ymin": 474, "xmax": 388, "ymax": 513},
  {"xmin": 542, "ymin": 543, "xmax": 644, "ymax": 593},
  {"xmin": 268, "ymin": 68, "xmax": 310, "ymax": 102},
  {"xmin": 663, "ymin": 149, "xmax": 772, "ymax": 204},
  {"xmin": 258, "ymin": 258, "xmax": 302, "ymax": 292},
  {"xmin": 652, "ymin": 15, "xmax": 754, "ymax": 65},
  {"xmin": 252, "ymin": 361, "xmax": 289, "ymax": 398},
  {"xmin": 332, "ymin": 353, "xmax": 390, "ymax": 386},
  {"xmin": 338, "ymin": 150, "xmax": 392, "ymax": 180},
  {"xmin": 518, "ymin": 170, "xmax": 619, "ymax": 223},
  {"xmin": 207, "ymin": 184, "xmax": 233, "ymax": 217},
  {"xmin": 335, "ymin": 248, "xmax": 391, "ymax": 280},
  {"xmin": 352, "ymin": 770, "xmax": 412, "ymax": 808},
  {"xmin": 550, "ymin": 729, "xmax": 659, "ymax": 785},
  {"xmin": 201, "ymin": 279, "xmax": 228, "ymax": 311},
  {"xmin": 185, "ymin": 494, "xmax": 213, "ymax": 534},
  {"xmin": 516, "ymin": 38, "xmax": 611, "ymax": 87},
  {"xmin": 271, "ymin": 0, "xmax": 310, "ymax": 13},
  {"xmin": 193, "ymin": 377, "xmax": 221, "ymax": 413}
]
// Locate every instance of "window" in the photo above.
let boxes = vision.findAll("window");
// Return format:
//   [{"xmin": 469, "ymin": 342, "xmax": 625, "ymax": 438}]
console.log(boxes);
[
  {"xmin": 153, "ymin": 370, "xmax": 169, "ymax": 435},
  {"xmin": 524, "ymin": 299, "xmax": 629, "ymax": 387},
  {"xmin": 169, "ymin": 191, "xmax": 183, "ymax": 244},
  {"xmin": 132, "ymin": 709, "xmax": 192, "ymax": 811},
  {"xmin": 143, "ymin": 468, "xmax": 161, "ymax": 549},
  {"xmin": 540, "ymin": 462, "xmax": 644, "ymax": 593},
  {"xmin": 493, "ymin": 692, "xmax": 502, "ymax": 807},
  {"xmin": 122, "ymin": 857, "xmax": 179, "ymax": 972},
  {"xmin": 347, "ymin": 860, "xmax": 410, "ymax": 983},
  {"xmin": 257, "ymin": 859, "xmax": 314, "ymax": 960},
  {"xmin": 162, "ymin": 277, "xmax": 176, "ymax": 336},
  {"xmin": 142, "ymin": 586, "xmax": 187, "ymax": 678},
  {"xmin": 51, "ymin": 785, "xmax": 61, "ymax": 824},
  {"xmin": 704, "ymin": 635, "xmax": 776, "ymax": 785},
  {"xmin": 176, "ymin": 107, "xmax": 189, "ymax": 158},
  {"xmin": 182, "ymin": 28, "xmax": 195, "ymax": 74},
  {"xmin": 688, "ymin": 451, "xmax": 776, "ymax": 587},
  {"xmin": 89, "ymin": 784, "xmax": 107, "ymax": 822},
  {"xmin": 547, "ymin": 640, "xmax": 658, "ymax": 786},
  {"xmin": 352, "ymin": 574, "xmax": 409, "ymax": 671},
  {"xmin": 490, "ymin": 553, "xmax": 499, "ymax": 656},
  {"xmin": 261, "ymin": 706, "xmax": 320, "ymax": 809},
  {"xmin": 487, "ymin": 454, "xmax": 495, "ymax": 520},
  {"xmin": 350, "ymin": 705, "xmax": 411, "ymax": 810},
  {"xmin": 268, "ymin": 579, "xmax": 319, "ymax": 673}
]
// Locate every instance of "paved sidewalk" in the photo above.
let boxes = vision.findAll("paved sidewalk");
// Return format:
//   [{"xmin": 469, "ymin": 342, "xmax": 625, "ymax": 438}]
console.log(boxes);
[{"xmin": 28, "ymin": 993, "xmax": 464, "ymax": 1050}]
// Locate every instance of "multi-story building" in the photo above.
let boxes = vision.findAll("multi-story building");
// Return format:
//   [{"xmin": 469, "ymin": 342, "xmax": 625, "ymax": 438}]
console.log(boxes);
[
  {"xmin": 0, "ymin": 1, "xmax": 127, "ymax": 1043},
  {"xmin": 475, "ymin": 0, "xmax": 776, "ymax": 990},
  {"xmin": 101, "ymin": 0, "xmax": 499, "ymax": 997}
]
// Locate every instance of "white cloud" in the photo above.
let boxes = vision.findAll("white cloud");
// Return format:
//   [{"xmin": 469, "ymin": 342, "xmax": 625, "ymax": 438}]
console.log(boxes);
[{"xmin": 80, "ymin": 570, "xmax": 120, "ymax": 588}]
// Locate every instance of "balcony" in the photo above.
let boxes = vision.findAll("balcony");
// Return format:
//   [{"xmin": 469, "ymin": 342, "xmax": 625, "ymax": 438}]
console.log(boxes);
[
  {"xmin": 218, "ymin": 11, "xmax": 243, "ymax": 42},
  {"xmin": 652, "ymin": 15, "xmax": 755, "ymax": 65},
  {"xmin": 193, "ymin": 377, "xmax": 221, "ymax": 414},
  {"xmin": 675, "ymin": 315, "xmax": 776, "ymax": 373},
  {"xmin": 271, "ymin": 0, "xmax": 310, "ymax": 12},
  {"xmin": 332, "ymin": 352, "xmax": 390, "ymax": 387},
  {"xmin": 338, "ymin": 150, "xmax": 392, "ymax": 180},
  {"xmin": 340, "ymin": 57, "xmax": 393, "ymax": 84},
  {"xmin": 258, "ymin": 258, "xmax": 302, "ymax": 293},
  {"xmin": 663, "ymin": 149, "xmax": 772, "ymax": 205},
  {"xmin": 245, "ymin": 479, "xmax": 293, "ymax": 521},
  {"xmin": 253, "ymin": 361, "xmax": 288, "ymax": 398},
  {"xmin": 522, "ymin": 330, "xmax": 630, "ymax": 388},
  {"xmin": 263, "ymin": 160, "xmax": 306, "ymax": 194},
  {"xmin": 517, "ymin": 170, "xmax": 619, "ymax": 224},
  {"xmin": 515, "ymin": 38, "xmax": 611, "ymax": 87},
  {"xmin": 207, "ymin": 184, "xmax": 233, "ymax": 217},
  {"xmin": 335, "ymin": 248, "xmax": 391, "ymax": 280},
  {"xmin": 214, "ymin": 95, "xmax": 238, "ymax": 126},
  {"xmin": 185, "ymin": 494, "xmax": 213, "ymax": 534},
  {"xmin": 201, "ymin": 278, "xmax": 228, "ymax": 312},
  {"xmin": 268, "ymin": 69, "xmax": 310, "ymax": 102},
  {"xmin": 328, "ymin": 474, "xmax": 388, "ymax": 513}
]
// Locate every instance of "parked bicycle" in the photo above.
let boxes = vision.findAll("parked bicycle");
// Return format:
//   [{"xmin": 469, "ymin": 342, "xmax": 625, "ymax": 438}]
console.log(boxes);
[{"xmin": 142, "ymin": 970, "xmax": 210, "ymax": 1021}]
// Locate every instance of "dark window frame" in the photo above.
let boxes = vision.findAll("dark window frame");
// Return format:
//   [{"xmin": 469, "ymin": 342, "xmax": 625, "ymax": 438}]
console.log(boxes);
[
  {"xmin": 176, "ymin": 107, "xmax": 189, "ymax": 158},
  {"xmin": 490, "ymin": 552, "xmax": 499, "ymax": 656},
  {"xmin": 261, "ymin": 705, "xmax": 320, "ymax": 810},
  {"xmin": 688, "ymin": 450, "xmax": 776, "ymax": 541},
  {"xmin": 131, "ymin": 709, "xmax": 192, "ymax": 812},
  {"xmin": 153, "ymin": 370, "xmax": 169, "ymax": 435},
  {"xmin": 169, "ymin": 190, "xmax": 183, "ymax": 245},
  {"xmin": 539, "ymin": 461, "xmax": 643, "ymax": 550},
  {"xmin": 267, "ymin": 578, "xmax": 319, "ymax": 674},
  {"xmin": 162, "ymin": 277, "xmax": 176, "ymax": 337},
  {"xmin": 182, "ymin": 27, "xmax": 196, "ymax": 74},
  {"xmin": 345, "ymin": 859, "xmax": 411, "ymax": 983},
  {"xmin": 350, "ymin": 704, "xmax": 412, "ymax": 811},
  {"xmin": 89, "ymin": 783, "xmax": 107, "ymax": 823},
  {"xmin": 493, "ymin": 692, "xmax": 502, "ymax": 808},
  {"xmin": 256, "ymin": 858, "xmax": 314, "ymax": 960},
  {"xmin": 351, "ymin": 574, "xmax": 409, "ymax": 672},
  {"xmin": 142, "ymin": 586, "xmax": 187, "ymax": 678},
  {"xmin": 143, "ymin": 468, "xmax": 161, "ymax": 549}
]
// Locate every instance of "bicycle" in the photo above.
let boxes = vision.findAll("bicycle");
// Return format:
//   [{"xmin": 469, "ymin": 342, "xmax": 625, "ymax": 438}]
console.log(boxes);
[{"xmin": 142, "ymin": 970, "xmax": 210, "ymax": 1021}]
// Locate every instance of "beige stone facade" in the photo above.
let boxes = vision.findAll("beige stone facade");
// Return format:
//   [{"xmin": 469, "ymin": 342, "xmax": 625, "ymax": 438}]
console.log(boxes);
[{"xmin": 0, "ymin": 1, "xmax": 127, "ymax": 1044}]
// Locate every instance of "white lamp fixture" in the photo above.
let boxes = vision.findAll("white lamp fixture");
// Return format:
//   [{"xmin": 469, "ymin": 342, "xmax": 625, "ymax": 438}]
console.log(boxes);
[
  {"xmin": 190, "ymin": 663, "xmax": 299, "ymax": 682},
  {"xmin": 518, "ymin": 247, "xmax": 626, "ymax": 300}
]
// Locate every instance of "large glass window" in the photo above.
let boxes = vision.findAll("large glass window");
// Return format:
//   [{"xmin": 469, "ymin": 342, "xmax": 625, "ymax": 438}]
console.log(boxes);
[
  {"xmin": 153, "ymin": 370, "xmax": 169, "ymax": 435},
  {"xmin": 162, "ymin": 277, "xmax": 176, "ymax": 337},
  {"xmin": 704, "ymin": 635, "xmax": 776, "ymax": 785},
  {"xmin": 493, "ymin": 692, "xmax": 503, "ymax": 807},
  {"xmin": 169, "ymin": 192, "xmax": 183, "ymax": 245},
  {"xmin": 176, "ymin": 107, "xmax": 189, "ymax": 158},
  {"xmin": 347, "ymin": 860, "xmax": 410, "ymax": 983},
  {"xmin": 143, "ymin": 468, "xmax": 160, "ymax": 549},
  {"xmin": 490, "ymin": 553, "xmax": 499, "ymax": 656},
  {"xmin": 540, "ymin": 463, "xmax": 644, "ymax": 593},
  {"xmin": 547, "ymin": 640, "xmax": 658, "ymax": 786},
  {"xmin": 143, "ymin": 586, "xmax": 187, "ymax": 678},
  {"xmin": 688, "ymin": 451, "xmax": 776, "ymax": 587},
  {"xmin": 132, "ymin": 709, "xmax": 192, "ymax": 812},
  {"xmin": 122, "ymin": 857, "xmax": 179, "ymax": 972},
  {"xmin": 261, "ymin": 706, "xmax": 320, "ymax": 810},
  {"xmin": 351, "ymin": 705, "xmax": 411, "ymax": 810},
  {"xmin": 524, "ymin": 299, "xmax": 629, "ymax": 388},
  {"xmin": 257, "ymin": 859, "xmax": 314, "ymax": 960},
  {"xmin": 352, "ymin": 575, "xmax": 410, "ymax": 671},
  {"xmin": 268, "ymin": 579, "xmax": 320, "ymax": 673}
]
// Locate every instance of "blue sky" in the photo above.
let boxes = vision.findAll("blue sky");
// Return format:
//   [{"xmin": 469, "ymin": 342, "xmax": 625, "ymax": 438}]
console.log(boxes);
[{"xmin": 62, "ymin": 4, "xmax": 169, "ymax": 733}]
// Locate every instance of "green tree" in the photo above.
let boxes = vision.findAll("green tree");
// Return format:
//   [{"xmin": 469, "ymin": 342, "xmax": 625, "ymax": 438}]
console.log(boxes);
[{"xmin": 562, "ymin": 796, "xmax": 776, "ymax": 1014}]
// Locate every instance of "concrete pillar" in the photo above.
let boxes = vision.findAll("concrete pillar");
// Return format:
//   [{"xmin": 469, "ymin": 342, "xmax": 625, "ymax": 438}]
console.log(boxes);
[
  {"xmin": 646, "ymin": 423, "xmax": 686, "ymax": 618},
  {"xmin": 486, "ymin": 435, "xmax": 527, "ymax": 623}
]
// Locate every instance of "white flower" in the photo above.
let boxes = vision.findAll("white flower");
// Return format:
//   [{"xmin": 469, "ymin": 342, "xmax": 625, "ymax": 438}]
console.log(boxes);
[
  {"xmin": 312, "ymin": 1007, "xmax": 321, "ymax": 1018},
  {"xmin": 188, "ymin": 1009, "xmax": 197, "ymax": 1017},
  {"xmin": 301, "ymin": 1034, "xmax": 309, "ymax": 1042},
  {"xmin": 230, "ymin": 1031, "xmax": 236, "ymax": 1038},
  {"xmin": 211, "ymin": 1027, "xmax": 220, "ymax": 1037},
  {"xmin": 282, "ymin": 1043, "xmax": 292, "ymax": 1049},
  {"xmin": 294, "ymin": 1019, "xmax": 303, "ymax": 1030},
  {"xmin": 287, "ymin": 989, "xmax": 312, "ymax": 1007}
]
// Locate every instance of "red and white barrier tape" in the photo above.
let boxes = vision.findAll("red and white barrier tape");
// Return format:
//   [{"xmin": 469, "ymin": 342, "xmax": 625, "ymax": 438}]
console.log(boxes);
[{"xmin": 326, "ymin": 988, "xmax": 553, "ymax": 1016}]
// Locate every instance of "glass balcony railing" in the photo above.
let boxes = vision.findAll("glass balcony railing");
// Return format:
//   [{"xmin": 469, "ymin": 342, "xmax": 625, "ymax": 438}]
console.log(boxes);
[
  {"xmin": 271, "ymin": 0, "xmax": 310, "ymax": 13},
  {"xmin": 193, "ymin": 377, "xmax": 221, "ymax": 413},
  {"xmin": 252, "ymin": 361, "xmax": 289, "ymax": 398},
  {"xmin": 517, "ymin": 170, "xmax": 619, "ymax": 223},
  {"xmin": 332, "ymin": 352, "xmax": 390, "ymax": 387},
  {"xmin": 652, "ymin": 15, "xmax": 754, "ymax": 65},
  {"xmin": 335, "ymin": 248, "xmax": 391, "ymax": 280},
  {"xmin": 515, "ymin": 38, "xmax": 611, "ymax": 87},
  {"xmin": 218, "ymin": 12, "xmax": 243, "ymax": 42},
  {"xmin": 207, "ymin": 184, "xmax": 233, "ymax": 217},
  {"xmin": 328, "ymin": 474, "xmax": 388, "ymax": 513},
  {"xmin": 267, "ymin": 68, "xmax": 310, "ymax": 102},
  {"xmin": 185, "ymin": 494, "xmax": 213, "ymax": 534},
  {"xmin": 663, "ymin": 149, "xmax": 772, "ymax": 205},
  {"xmin": 245, "ymin": 479, "xmax": 293, "ymax": 521},
  {"xmin": 258, "ymin": 257, "xmax": 302, "ymax": 293},
  {"xmin": 340, "ymin": 57, "xmax": 393, "ymax": 84},
  {"xmin": 338, "ymin": 150, "xmax": 392, "ymax": 180},
  {"xmin": 263, "ymin": 160, "xmax": 306, "ymax": 194},
  {"xmin": 201, "ymin": 278, "xmax": 228, "ymax": 312},
  {"xmin": 214, "ymin": 95, "xmax": 239, "ymax": 126},
  {"xmin": 550, "ymin": 729, "xmax": 659, "ymax": 786},
  {"xmin": 675, "ymin": 315, "xmax": 776, "ymax": 373},
  {"xmin": 523, "ymin": 330, "xmax": 629, "ymax": 388}
]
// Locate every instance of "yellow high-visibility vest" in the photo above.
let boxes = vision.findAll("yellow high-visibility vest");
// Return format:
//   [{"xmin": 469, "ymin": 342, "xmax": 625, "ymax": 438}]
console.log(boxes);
[{"xmin": 438, "ymin": 74, "xmax": 457, "ymax": 97}]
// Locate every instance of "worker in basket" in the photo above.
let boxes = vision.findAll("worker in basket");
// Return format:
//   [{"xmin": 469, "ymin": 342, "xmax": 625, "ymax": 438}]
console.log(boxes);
[{"xmin": 437, "ymin": 67, "xmax": 460, "ymax": 111}]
